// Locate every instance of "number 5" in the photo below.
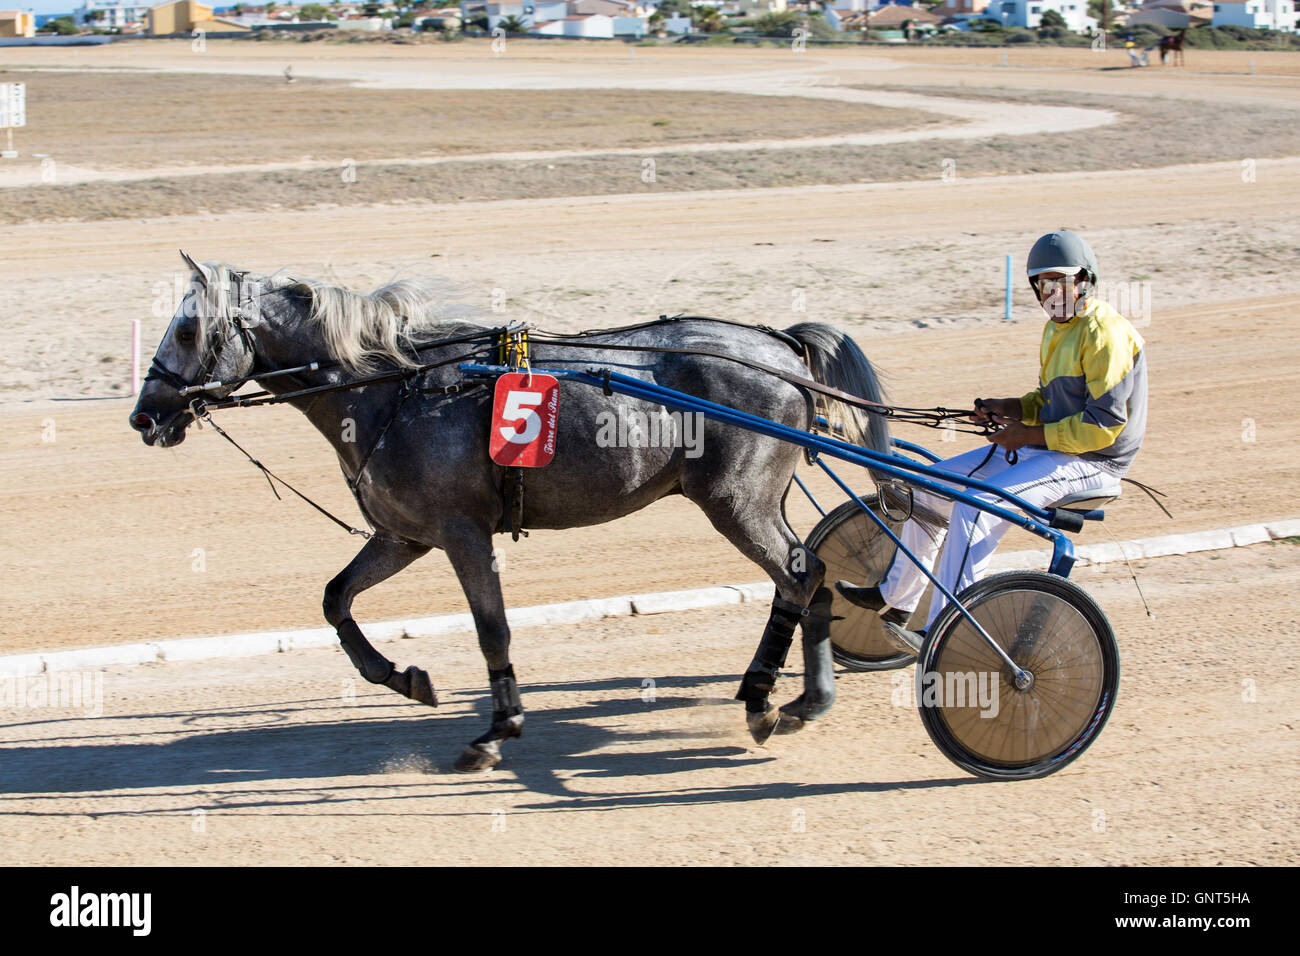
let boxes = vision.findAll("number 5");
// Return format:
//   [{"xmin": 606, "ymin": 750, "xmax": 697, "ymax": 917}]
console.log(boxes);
[{"xmin": 500, "ymin": 390, "xmax": 542, "ymax": 444}]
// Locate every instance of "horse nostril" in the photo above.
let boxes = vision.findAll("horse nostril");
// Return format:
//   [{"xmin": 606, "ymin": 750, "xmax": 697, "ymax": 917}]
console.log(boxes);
[{"xmin": 131, "ymin": 412, "xmax": 155, "ymax": 431}]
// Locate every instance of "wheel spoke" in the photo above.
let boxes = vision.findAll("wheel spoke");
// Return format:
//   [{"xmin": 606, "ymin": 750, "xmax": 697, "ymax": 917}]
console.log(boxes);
[
  {"xmin": 917, "ymin": 573, "xmax": 1119, "ymax": 779},
  {"xmin": 808, "ymin": 499, "xmax": 914, "ymax": 667}
]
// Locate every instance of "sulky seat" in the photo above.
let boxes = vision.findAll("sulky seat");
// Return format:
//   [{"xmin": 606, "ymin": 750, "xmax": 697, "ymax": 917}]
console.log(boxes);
[{"xmin": 1048, "ymin": 484, "xmax": 1123, "ymax": 512}]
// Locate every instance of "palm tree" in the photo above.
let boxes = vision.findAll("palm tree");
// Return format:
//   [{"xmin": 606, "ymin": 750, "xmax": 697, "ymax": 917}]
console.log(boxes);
[
  {"xmin": 497, "ymin": 14, "xmax": 528, "ymax": 32},
  {"xmin": 1087, "ymin": 0, "xmax": 1113, "ymax": 37},
  {"xmin": 695, "ymin": 6, "xmax": 723, "ymax": 33}
]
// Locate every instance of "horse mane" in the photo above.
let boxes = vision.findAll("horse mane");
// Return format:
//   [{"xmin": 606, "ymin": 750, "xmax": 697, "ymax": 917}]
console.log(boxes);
[{"xmin": 194, "ymin": 261, "xmax": 485, "ymax": 374}]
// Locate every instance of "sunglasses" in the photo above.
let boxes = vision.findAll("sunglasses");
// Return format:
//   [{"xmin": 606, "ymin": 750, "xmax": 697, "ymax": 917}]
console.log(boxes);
[{"xmin": 1033, "ymin": 273, "xmax": 1086, "ymax": 295}]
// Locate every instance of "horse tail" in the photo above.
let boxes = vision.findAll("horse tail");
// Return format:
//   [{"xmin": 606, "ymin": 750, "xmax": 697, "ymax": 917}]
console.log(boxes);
[
  {"xmin": 784, "ymin": 322, "xmax": 945, "ymax": 537},
  {"xmin": 784, "ymin": 322, "xmax": 890, "ymax": 456}
]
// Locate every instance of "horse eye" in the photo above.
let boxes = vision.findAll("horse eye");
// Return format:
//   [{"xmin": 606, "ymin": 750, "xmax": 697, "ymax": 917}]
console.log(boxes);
[{"xmin": 177, "ymin": 328, "xmax": 196, "ymax": 345}]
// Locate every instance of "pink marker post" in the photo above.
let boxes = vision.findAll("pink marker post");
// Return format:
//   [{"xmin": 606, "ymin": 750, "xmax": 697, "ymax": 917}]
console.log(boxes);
[{"xmin": 131, "ymin": 319, "xmax": 141, "ymax": 394}]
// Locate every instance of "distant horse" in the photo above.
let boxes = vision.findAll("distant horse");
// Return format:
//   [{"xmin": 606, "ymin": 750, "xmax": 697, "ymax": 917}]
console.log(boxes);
[
  {"xmin": 129, "ymin": 253, "xmax": 915, "ymax": 772},
  {"xmin": 1159, "ymin": 28, "xmax": 1187, "ymax": 66}
]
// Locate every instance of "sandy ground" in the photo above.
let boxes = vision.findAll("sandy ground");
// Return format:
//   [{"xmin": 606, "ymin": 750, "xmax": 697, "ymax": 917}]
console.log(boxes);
[
  {"xmin": 4, "ymin": 292, "xmax": 1298, "ymax": 654},
  {"xmin": 1, "ymin": 543, "xmax": 1296, "ymax": 866},
  {"xmin": 0, "ymin": 41, "xmax": 1297, "ymax": 865}
]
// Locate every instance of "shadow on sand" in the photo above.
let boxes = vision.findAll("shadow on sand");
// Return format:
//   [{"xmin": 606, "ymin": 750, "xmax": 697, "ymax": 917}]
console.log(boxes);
[{"xmin": 0, "ymin": 674, "xmax": 983, "ymax": 814}]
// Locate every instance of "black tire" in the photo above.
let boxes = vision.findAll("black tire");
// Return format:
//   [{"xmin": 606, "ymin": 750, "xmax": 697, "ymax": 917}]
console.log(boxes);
[
  {"xmin": 804, "ymin": 497, "xmax": 917, "ymax": 671},
  {"xmin": 916, "ymin": 571, "xmax": 1120, "ymax": 781}
]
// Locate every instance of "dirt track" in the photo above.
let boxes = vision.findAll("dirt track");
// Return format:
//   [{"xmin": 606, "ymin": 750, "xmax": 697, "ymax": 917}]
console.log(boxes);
[
  {"xmin": 2, "ymin": 543, "xmax": 1296, "ymax": 866},
  {"xmin": 1, "ymin": 41, "xmax": 1298, "ymax": 865}
]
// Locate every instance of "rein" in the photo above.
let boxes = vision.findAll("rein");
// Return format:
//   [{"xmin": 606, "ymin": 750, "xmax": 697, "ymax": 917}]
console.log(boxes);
[
  {"xmin": 196, "ymin": 409, "xmax": 375, "ymax": 540},
  {"xmin": 178, "ymin": 315, "xmax": 999, "ymax": 539},
  {"xmin": 528, "ymin": 314, "xmax": 996, "ymax": 437}
]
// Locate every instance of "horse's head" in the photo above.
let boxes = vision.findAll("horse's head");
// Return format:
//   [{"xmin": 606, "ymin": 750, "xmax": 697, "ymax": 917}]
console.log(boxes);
[{"xmin": 129, "ymin": 251, "xmax": 264, "ymax": 447}]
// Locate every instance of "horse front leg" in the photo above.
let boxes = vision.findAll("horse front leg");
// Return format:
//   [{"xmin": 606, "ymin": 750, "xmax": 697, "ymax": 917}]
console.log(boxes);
[
  {"xmin": 323, "ymin": 534, "xmax": 437, "ymax": 706},
  {"xmin": 441, "ymin": 524, "xmax": 523, "ymax": 773}
]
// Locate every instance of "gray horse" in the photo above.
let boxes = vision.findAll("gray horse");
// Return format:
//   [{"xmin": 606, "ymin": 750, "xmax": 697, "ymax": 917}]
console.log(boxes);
[{"xmin": 130, "ymin": 253, "xmax": 894, "ymax": 772}]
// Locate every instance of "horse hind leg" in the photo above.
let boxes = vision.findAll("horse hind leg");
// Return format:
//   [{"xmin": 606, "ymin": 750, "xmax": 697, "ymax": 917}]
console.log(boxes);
[
  {"xmin": 690, "ymin": 493, "xmax": 833, "ymax": 743},
  {"xmin": 772, "ymin": 581, "xmax": 837, "ymax": 736},
  {"xmin": 324, "ymin": 535, "xmax": 438, "ymax": 707}
]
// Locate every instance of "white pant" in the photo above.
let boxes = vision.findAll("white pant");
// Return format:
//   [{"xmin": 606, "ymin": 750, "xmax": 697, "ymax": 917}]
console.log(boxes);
[{"xmin": 879, "ymin": 445, "xmax": 1114, "ymax": 630}]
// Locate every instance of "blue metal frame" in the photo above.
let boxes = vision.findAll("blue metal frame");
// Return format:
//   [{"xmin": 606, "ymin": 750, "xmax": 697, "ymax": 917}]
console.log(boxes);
[
  {"xmin": 791, "ymin": 473, "xmax": 825, "ymax": 518},
  {"xmin": 890, "ymin": 437, "xmax": 945, "ymax": 463},
  {"xmin": 461, "ymin": 363, "xmax": 1089, "ymax": 579}
]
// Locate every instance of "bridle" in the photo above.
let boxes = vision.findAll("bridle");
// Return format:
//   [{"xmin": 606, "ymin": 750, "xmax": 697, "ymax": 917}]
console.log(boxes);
[{"xmin": 144, "ymin": 270, "xmax": 260, "ymax": 415}]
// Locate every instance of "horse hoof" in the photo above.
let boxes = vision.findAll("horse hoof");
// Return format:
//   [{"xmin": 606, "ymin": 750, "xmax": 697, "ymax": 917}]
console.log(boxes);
[
  {"xmin": 454, "ymin": 744, "xmax": 501, "ymax": 773},
  {"xmin": 385, "ymin": 665, "xmax": 439, "ymax": 708},
  {"xmin": 772, "ymin": 710, "xmax": 807, "ymax": 736},
  {"xmin": 746, "ymin": 706, "xmax": 780, "ymax": 746},
  {"xmin": 778, "ymin": 693, "xmax": 833, "ymax": 730}
]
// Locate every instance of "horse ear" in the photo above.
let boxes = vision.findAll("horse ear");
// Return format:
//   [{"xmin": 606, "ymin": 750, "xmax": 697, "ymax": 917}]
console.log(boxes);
[{"xmin": 179, "ymin": 249, "xmax": 209, "ymax": 288}]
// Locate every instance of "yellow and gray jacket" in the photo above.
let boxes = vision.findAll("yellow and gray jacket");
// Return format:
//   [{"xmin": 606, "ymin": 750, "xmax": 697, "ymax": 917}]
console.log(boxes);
[{"xmin": 1019, "ymin": 298, "xmax": 1147, "ymax": 475}]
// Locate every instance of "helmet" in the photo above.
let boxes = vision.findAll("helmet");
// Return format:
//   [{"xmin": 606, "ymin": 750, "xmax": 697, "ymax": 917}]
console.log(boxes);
[
  {"xmin": 1027, "ymin": 230, "xmax": 1099, "ymax": 317},
  {"xmin": 1026, "ymin": 229, "xmax": 1099, "ymax": 285}
]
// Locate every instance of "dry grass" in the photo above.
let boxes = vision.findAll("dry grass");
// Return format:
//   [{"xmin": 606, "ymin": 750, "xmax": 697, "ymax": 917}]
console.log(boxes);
[
  {"xmin": 4, "ymin": 81, "xmax": 1300, "ymax": 223},
  {"xmin": 0, "ymin": 69, "xmax": 940, "ymax": 168}
]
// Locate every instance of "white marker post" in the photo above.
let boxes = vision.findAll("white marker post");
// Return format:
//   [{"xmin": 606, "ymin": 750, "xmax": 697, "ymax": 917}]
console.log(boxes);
[
  {"xmin": 0, "ymin": 82, "xmax": 26, "ymax": 159},
  {"xmin": 132, "ymin": 320, "xmax": 142, "ymax": 394}
]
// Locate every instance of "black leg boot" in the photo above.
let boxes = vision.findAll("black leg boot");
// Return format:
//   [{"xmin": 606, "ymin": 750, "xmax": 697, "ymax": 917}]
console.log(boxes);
[
  {"xmin": 777, "ymin": 586, "xmax": 837, "ymax": 734},
  {"xmin": 736, "ymin": 596, "xmax": 806, "ymax": 744}
]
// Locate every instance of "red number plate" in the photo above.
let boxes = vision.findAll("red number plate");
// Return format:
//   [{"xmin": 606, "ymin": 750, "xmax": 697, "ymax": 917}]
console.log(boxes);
[{"xmin": 489, "ymin": 373, "xmax": 559, "ymax": 467}]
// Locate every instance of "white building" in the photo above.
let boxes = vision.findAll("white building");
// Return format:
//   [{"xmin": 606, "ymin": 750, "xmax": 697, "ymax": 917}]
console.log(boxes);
[
  {"xmin": 571, "ymin": 0, "xmax": 642, "ymax": 15},
  {"xmin": 1127, "ymin": 0, "xmax": 1214, "ymax": 27},
  {"xmin": 985, "ymin": 0, "xmax": 1095, "ymax": 29},
  {"xmin": 74, "ymin": 0, "xmax": 152, "ymax": 28},
  {"xmin": 465, "ymin": 1, "xmax": 568, "ymax": 29},
  {"xmin": 1212, "ymin": 0, "xmax": 1296, "ymax": 30},
  {"xmin": 336, "ymin": 16, "xmax": 392, "ymax": 30},
  {"xmin": 611, "ymin": 14, "xmax": 648, "ymax": 33},
  {"xmin": 565, "ymin": 10, "xmax": 614, "ymax": 32},
  {"xmin": 929, "ymin": 0, "xmax": 992, "ymax": 12},
  {"xmin": 531, "ymin": 10, "xmax": 615, "ymax": 32}
]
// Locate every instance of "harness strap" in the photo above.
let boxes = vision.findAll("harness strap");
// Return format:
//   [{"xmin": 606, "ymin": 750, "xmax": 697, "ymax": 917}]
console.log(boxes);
[
  {"xmin": 199, "ymin": 411, "xmax": 373, "ymax": 540},
  {"xmin": 196, "ymin": 330, "xmax": 499, "ymax": 409},
  {"xmin": 535, "ymin": 313, "xmax": 806, "ymax": 357},
  {"xmin": 348, "ymin": 383, "xmax": 413, "ymax": 494},
  {"xmin": 1122, "ymin": 476, "xmax": 1174, "ymax": 519},
  {"xmin": 526, "ymin": 334, "xmax": 992, "ymax": 435},
  {"xmin": 496, "ymin": 326, "xmax": 531, "ymax": 541}
]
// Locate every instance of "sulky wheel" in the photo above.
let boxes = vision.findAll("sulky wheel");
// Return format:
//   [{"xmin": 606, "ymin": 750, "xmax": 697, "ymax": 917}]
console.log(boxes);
[
  {"xmin": 915, "ymin": 571, "xmax": 1120, "ymax": 781},
  {"xmin": 804, "ymin": 496, "xmax": 917, "ymax": 672}
]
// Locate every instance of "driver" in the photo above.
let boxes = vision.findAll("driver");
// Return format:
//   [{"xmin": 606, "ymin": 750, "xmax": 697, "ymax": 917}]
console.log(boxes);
[{"xmin": 835, "ymin": 230, "xmax": 1148, "ymax": 653}]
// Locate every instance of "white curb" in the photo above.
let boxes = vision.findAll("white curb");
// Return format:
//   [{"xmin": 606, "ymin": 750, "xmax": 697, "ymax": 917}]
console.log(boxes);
[
  {"xmin": 632, "ymin": 586, "xmax": 742, "ymax": 615},
  {"xmin": 2, "ymin": 517, "xmax": 1296, "ymax": 676},
  {"xmin": 1266, "ymin": 518, "xmax": 1300, "ymax": 539},
  {"xmin": 40, "ymin": 643, "xmax": 160, "ymax": 674}
]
